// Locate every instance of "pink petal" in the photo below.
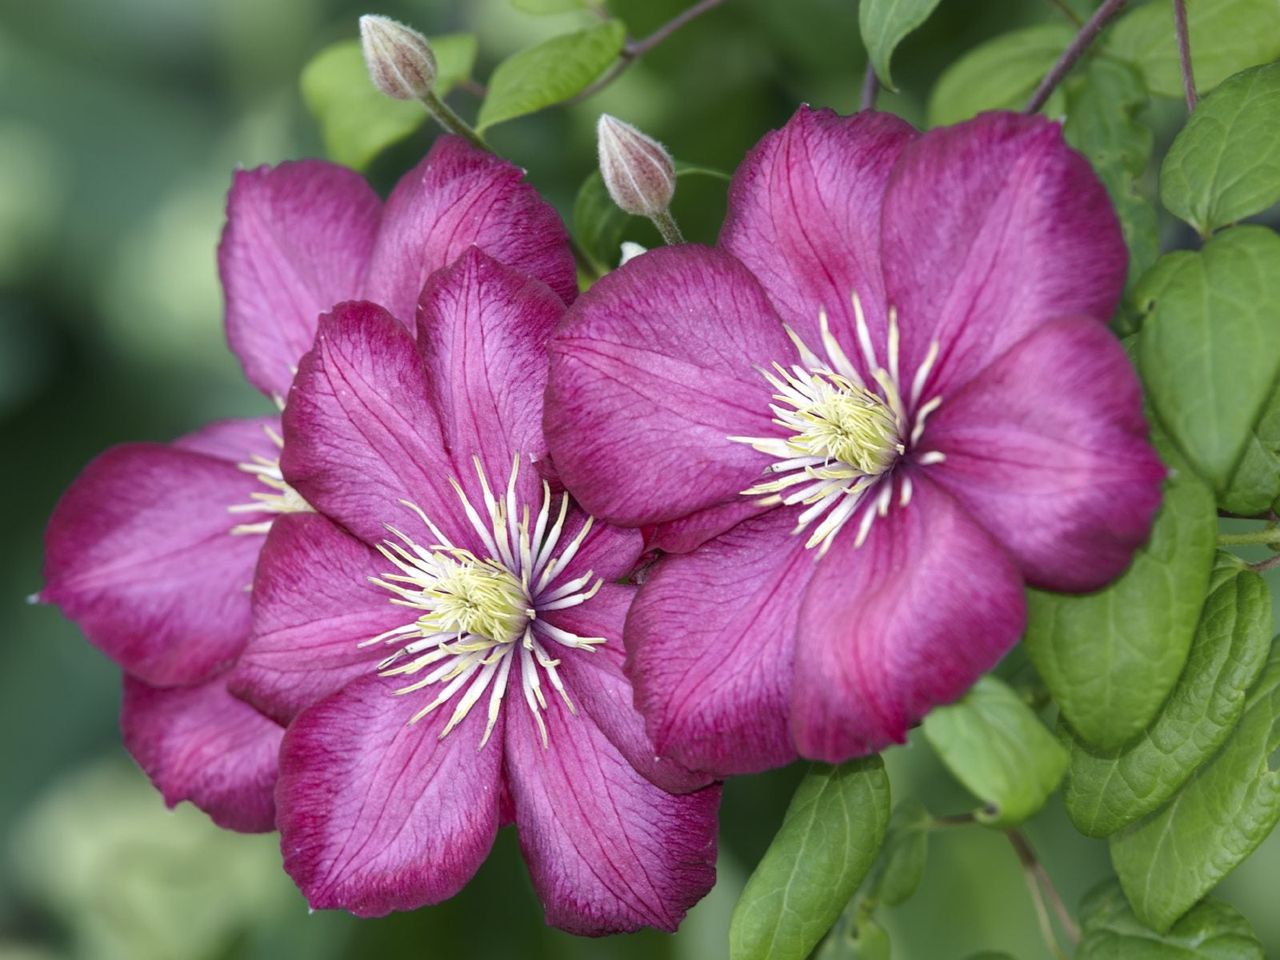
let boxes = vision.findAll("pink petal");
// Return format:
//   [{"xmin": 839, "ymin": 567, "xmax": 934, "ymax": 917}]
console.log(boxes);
[
  {"xmin": 556, "ymin": 511, "xmax": 645, "ymax": 583},
  {"xmin": 416, "ymin": 247, "xmax": 565, "ymax": 492},
  {"xmin": 923, "ymin": 318, "xmax": 1164, "ymax": 591},
  {"xmin": 503, "ymin": 672, "xmax": 720, "ymax": 935},
  {"xmin": 281, "ymin": 300, "xmax": 465, "ymax": 547},
  {"xmin": 121, "ymin": 673, "xmax": 282, "ymax": 833},
  {"xmin": 365, "ymin": 137, "xmax": 577, "ymax": 323},
  {"xmin": 881, "ymin": 112, "xmax": 1126, "ymax": 396},
  {"xmin": 220, "ymin": 161, "xmax": 380, "ymax": 399},
  {"xmin": 173, "ymin": 415, "xmax": 281, "ymax": 462},
  {"xmin": 790, "ymin": 478, "xmax": 1026, "ymax": 761},
  {"xmin": 720, "ymin": 106, "xmax": 916, "ymax": 356},
  {"xmin": 625, "ymin": 507, "xmax": 809, "ymax": 775},
  {"xmin": 42, "ymin": 444, "xmax": 269, "ymax": 686},
  {"xmin": 647, "ymin": 498, "xmax": 769, "ymax": 554},
  {"xmin": 545, "ymin": 245, "xmax": 790, "ymax": 529},
  {"xmin": 544, "ymin": 583, "xmax": 711, "ymax": 794},
  {"xmin": 231, "ymin": 514, "xmax": 400, "ymax": 723},
  {"xmin": 277, "ymin": 674, "xmax": 503, "ymax": 917}
]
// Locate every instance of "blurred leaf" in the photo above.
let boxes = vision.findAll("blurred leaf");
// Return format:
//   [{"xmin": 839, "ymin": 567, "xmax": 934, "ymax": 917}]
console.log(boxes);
[
  {"xmin": 1065, "ymin": 562, "xmax": 1272, "ymax": 836},
  {"xmin": 859, "ymin": 0, "xmax": 944, "ymax": 90},
  {"xmin": 511, "ymin": 0, "xmax": 592, "ymax": 11},
  {"xmin": 730, "ymin": 757, "xmax": 890, "ymax": 960},
  {"xmin": 1025, "ymin": 433, "xmax": 1217, "ymax": 750},
  {"xmin": 1106, "ymin": 0, "xmax": 1280, "ymax": 100},
  {"xmin": 1221, "ymin": 382, "xmax": 1280, "ymax": 514},
  {"xmin": 921, "ymin": 676, "xmax": 1068, "ymax": 826},
  {"xmin": 1064, "ymin": 58, "xmax": 1159, "ymax": 290},
  {"xmin": 927, "ymin": 23, "xmax": 1073, "ymax": 126},
  {"xmin": 1162, "ymin": 61, "xmax": 1280, "ymax": 235},
  {"xmin": 1137, "ymin": 226, "xmax": 1280, "ymax": 489},
  {"xmin": 300, "ymin": 35, "xmax": 476, "ymax": 170},
  {"xmin": 1111, "ymin": 638, "xmax": 1280, "ymax": 932},
  {"xmin": 478, "ymin": 20, "xmax": 626, "ymax": 131},
  {"xmin": 867, "ymin": 799, "xmax": 929, "ymax": 906},
  {"xmin": 1077, "ymin": 879, "xmax": 1264, "ymax": 958}
]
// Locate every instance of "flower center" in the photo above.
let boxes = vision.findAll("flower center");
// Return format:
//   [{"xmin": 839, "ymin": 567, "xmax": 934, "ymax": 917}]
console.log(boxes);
[
  {"xmin": 788, "ymin": 372, "xmax": 903, "ymax": 476},
  {"xmin": 228, "ymin": 424, "xmax": 313, "ymax": 535},
  {"xmin": 364, "ymin": 456, "xmax": 605, "ymax": 747}
]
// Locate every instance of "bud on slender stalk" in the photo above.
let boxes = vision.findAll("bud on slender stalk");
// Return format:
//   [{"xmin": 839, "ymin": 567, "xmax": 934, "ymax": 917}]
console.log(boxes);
[
  {"xmin": 359, "ymin": 14, "xmax": 436, "ymax": 101},
  {"xmin": 596, "ymin": 114, "xmax": 677, "ymax": 217}
]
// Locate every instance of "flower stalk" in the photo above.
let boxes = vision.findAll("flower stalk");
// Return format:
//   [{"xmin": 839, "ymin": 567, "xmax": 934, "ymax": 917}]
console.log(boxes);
[
  {"xmin": 1173, "ymin": 0, "xmax": 1198, "ymax": 112},
  {"xmin": 1024, "ymin": 0, "xmax": 1128, "ymax": 113}
]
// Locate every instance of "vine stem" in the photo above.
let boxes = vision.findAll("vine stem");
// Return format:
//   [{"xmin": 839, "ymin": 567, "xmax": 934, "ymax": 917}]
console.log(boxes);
[
  {"xmin": 1008, "ymin": 830, "xmax": 1080, "ymax": 958},
  {"xmin": 572, "ymin": 0, "xmax": 729, "ymax": 102},
  {"xmin": 649, "ymin": 209, "xmax": 686, "ymax": 245},
  {"xmin": 420, "ymin": 90, "xmax": 489, "ymax": 153},
  {"xmin": 1248, "ymin": 554, "xmax": 1280, "ymax": 573},
  {"xmin": 1173, "ymin": 0, "xmax": 1198, "ymax": 111},
  {"xmin": 1024, "ymin": 0, "xmax": 1128, "ymax": 113},
  {"xmin": 860, "ymin": 59, "xmax": 880, "ymax": 112},
  {"xmin": 1218, "ymin": 526, "xmax": 1280, "ymax": 546}
]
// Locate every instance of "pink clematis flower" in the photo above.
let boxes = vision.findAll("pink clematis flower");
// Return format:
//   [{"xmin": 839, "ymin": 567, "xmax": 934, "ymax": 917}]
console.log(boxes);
[
  {"xmin": 544, "ymin": 108, "xmax": 1165, "ymax": 774},
  {"xmin": 231, "ymin": 249, "xmax": 719, "ymax": 930},
  {"xmin": 40, "ymin": 136, "xmax": 576, "ymax": 829}
]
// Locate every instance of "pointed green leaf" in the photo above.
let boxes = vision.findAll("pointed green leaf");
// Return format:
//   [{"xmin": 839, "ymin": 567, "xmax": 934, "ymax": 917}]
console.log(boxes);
[
  {"xmin": 1107, "ymin": 0, "xmax": 1280, "ymax": 100},
  {"xmin": 730, "ymin": 758, "xmax": 890, "ymax": 960},
  {"xmin": 477, "ymin": 20, "xmax": 626, "ymax": 131},
  {"xmin": 1111, "ymin": 638, "xmax": 1280, "ymax": 932},
  {"xmin": 1026, "ymin": 434, "xmax": 1217, "ymax": 750},
  {"xmin": 1220, "ymin": 382, "xmax": 1280, "ymax": 514},
  {"xmin": 1065, "ymin": 562, "xmax": 1273, "ymax": 836},
  {"xmin": 1162, "ymin": 62, "xmax": 1280, "ymax": 235},
  {"xmin": 1137, "ymin": 226, "xmax": 1280, "ymax": 489},
  {"xmin": 866, "ymin": 799, "xmax": 929, "ymax": 906},
  {"xmin": 1077, "ymin": 879, "xmax": 1264, "ymax": 959},
  {"xmin": 300, "ymin": 35, "xmax": 477, "ymax": 170},
  {"xmin": 858, "ymin": 0, "xmax": 944, "ymax": 90},
  {"xmin": 921, "ymin": 676, "xmax": 1068, "ymax": 825},
  {"xmin": 927, "ymin": 24, "xmax": 1073, "ymax": 127}
]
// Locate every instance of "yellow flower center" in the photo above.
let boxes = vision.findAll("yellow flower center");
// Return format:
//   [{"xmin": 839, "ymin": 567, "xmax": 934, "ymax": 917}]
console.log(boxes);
[
  {"xmin": 415, "ymin": 554, "xmax": 531, "ymax": 646},
  {"xmin": 790, "ymin": 372, "xmax": 903, "ymax": 477}
]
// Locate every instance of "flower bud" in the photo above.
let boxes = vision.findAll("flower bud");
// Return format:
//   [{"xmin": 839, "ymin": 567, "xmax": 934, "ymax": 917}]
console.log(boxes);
[
  {"xmin": 359, "ymin": 14, "xmax": 436, "ymax": 101},
  {"xmin": 596, "ymin": 114, "xmax": 676, "ymax": 217}
]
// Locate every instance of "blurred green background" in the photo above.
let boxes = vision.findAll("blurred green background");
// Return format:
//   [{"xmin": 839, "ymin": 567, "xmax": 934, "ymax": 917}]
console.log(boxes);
[{"xmin": 2, "ymin": 1, "xmax": 1277, "ymax": 957}]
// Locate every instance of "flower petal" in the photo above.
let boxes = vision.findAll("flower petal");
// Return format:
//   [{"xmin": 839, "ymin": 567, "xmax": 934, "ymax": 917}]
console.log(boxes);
[
  {"xmin": 219, "ymin": 161, "xmax": 381, "ymax": 399},
  {"xmin": 416, "ymin": 247, "xmax": 565, "ymax": 490},
  {"xmin": 281, "ymin": 300, "xmax": 466, "ymax": 547},
  {"xmin": 231, "ymin": 514, "xmax": 400, "ymax": 723},
  {"xmin": 277, "ymin": 674, "xmax": 503, "ymax": 917},
  {"xmin": 720, "ymin": 106, "xmax": 916, "ymax": 355},
  {"xmin": 923, "ymin": 318, "xmax": 1164, "ymax": 591},
  {"xmin": 365, "ymin": 136, "xmax": 577, "ymax": 323},
  {"xmin": 625, "ymin": 507, "xmax": 808, "ymax": 775},
  {"xmin": 121, "ymin": 673, "xmax": 282, "ymax": 832},
  {"xmin": 545, "ymin": 245, "xmax": 790, "ymax": 529},
  {"xmin": 173, "ymin": 415, "xmax": 281, "ymax": 462},
  {"xmin": 504, "ymin": 671, "xmax": 720, "ymax": 935},
  {"xmin": 790, "ymin": 477, "xmax": 1025, "ymax": 761},
  {"xmin": 882, "ymin": 112, "xmax": 1127, "ymax": 395},
  {"xmin": 544, "ymin": 583, "xmax": 711, "ymax": 794},
  {"xmin": 42, "ymin": 444, "xmax": 268, "ymax": 686}
]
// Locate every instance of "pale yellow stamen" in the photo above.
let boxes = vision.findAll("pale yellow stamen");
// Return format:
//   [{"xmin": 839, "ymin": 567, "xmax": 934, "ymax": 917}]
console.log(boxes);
[{"xmin": 227, "ymin": 424, "xmax": 313, "ymax": 535}]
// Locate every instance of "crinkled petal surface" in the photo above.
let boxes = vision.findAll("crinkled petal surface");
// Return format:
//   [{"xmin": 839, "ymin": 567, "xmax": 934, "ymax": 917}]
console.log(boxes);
[
  {"xmin": 546, "ymin": 246, "xmax": 790, "ymax": 529},
  {"xmin": 220, "ymin": 161, "xmax": 380, "ymax": 399},
  {"xmin": 720, "ymin": 106, "xmax": 916, "ymax": 356},
  {"xmin": 122, "ymin": 673, "xmax": 282, "ymax": 832},
  {"xmin": 232, "ymin": 514, "xmax": 401, "ymax": 724},
  {"xmin": 504, "ymin": 668, "xmax": 720, "ymax": 935},
  {"xmin": 277, "ymin": 674, "xmax": 503, "ymax": 917},
  {"xmin": 173, "ymin": 415, "xmax": 281, "ymax": 461},
  {"xmin": 626, "ymin": 507, "xmax": 810, "ymax": 775},
  {"xmin": 881, "ymin": 112, "xmax": 1127, "ymax": 394},
  {"xmin": 923, "ymin": 318, "xmax": 1164, "ymax": 591},
  {"xmin": 365, "ymin": 137, "xmax": 577, "ymax": 322},
  {"xmin": 791, "ymin": 478, "xmax": 1026, "ymax": 761},
  {"xmin": 42, "ymin": 443, "xmax": 269, "ymax": 686}
]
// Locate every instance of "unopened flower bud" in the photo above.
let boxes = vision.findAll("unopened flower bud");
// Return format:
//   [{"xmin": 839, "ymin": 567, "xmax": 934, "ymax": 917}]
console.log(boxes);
[
  {"xmin": 597, "ymin": 114, "xmax": 676, "ymax": 217},
  {"xmin": 359, "ymin": 14, "xmax": 436, "ymax": 100}
]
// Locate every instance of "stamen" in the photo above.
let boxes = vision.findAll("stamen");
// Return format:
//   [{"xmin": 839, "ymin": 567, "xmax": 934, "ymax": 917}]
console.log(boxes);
[{"xmin": 227, "ymin": 425, "xmax": 313, "ymax": 534}]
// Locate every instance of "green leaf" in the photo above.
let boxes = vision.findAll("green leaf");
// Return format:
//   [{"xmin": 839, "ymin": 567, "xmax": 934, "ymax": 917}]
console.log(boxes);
[
  {"xmin": 927, "ymin": 24, "xmax": 1073, "ymax": 127},
  {"xmin": 1137, "ymin": 226, "xmax": 1280, "ymax": 489},
  {"xmin": 1106, "ymin": 0, "xmax": 1280, "ymax": 100},
  {"xmin": 1063, "ymin": 59, "xmax": 1159, "ymax": 290},
  {"xmin": 477, "ymin": 20, "xmax": 626, "ymax": 131},
  {"xmin": 1162, "ymin": 61, "xmax": 1280, "ymax": 235},
  {"xmin": 1220, "ymin": 381, "xmax": 1280, "ymax": 514},
  {"xmin": 730, "ymin": 758, "xmax": 890, "ymax": 960},
  {"xmin": 858, "ymin": 0, "xmax": 944, "ymax": 90},
  {"xmin": 1025, "ymin": 434, "xmax": 1217, "ymax": 750},
  {"xmin": 866, "ymin": 799, "xmax": 929, "ymax": 906},
  {"xmin": 299, "ymin": 35, "xmax": 477, "ymax": 170},
  {"xmin": 1111, "ymin": 638, "xmax": 1280, "ymax": 932},
  {"xmin": 1077, "ymin": 879, "xmax": 1264, "ymax": 959},
  {"xmin": 921, "ymin": 676, "xmax": 1068, "ymax": 825},
  {"xmin": 511, "ymin": 0, "xmax": 591, "ymax": 12},
  {"xmin": 1064, "ymin": 563, "xmax": 1273, "ymax": 836}
]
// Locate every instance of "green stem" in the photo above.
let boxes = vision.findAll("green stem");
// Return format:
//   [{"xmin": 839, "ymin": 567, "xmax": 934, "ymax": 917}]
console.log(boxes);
[
  {"xmin": 420, "ymin": 89, "xmax": 489, "ymax": 153},
  {"xmin": 1007, "ymin": 830, "xmax": 1078, "ymax": 958},
  {"xmin": 1218, "ymin": 526, "xmax": 1280, "ymax": 546},
  {"xmin": 648, "ymin": 208, "xmax": 686, "ymax": 246}
]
